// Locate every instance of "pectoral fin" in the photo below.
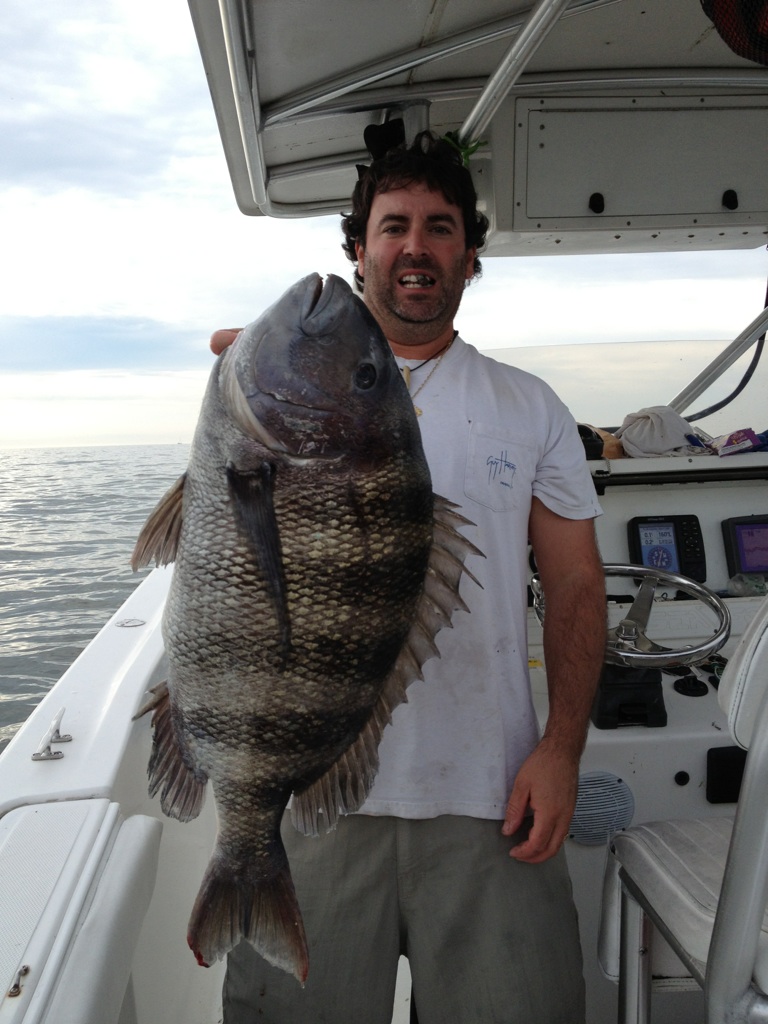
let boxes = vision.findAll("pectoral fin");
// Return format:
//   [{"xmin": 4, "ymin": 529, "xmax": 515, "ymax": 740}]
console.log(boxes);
[
  {"xmin": 227, "ymin": 461, "xmax": 291, "ymax": 656},
  {"xmin": 131, "ymin": 473, "xmax": 186, "ymax": 570}
]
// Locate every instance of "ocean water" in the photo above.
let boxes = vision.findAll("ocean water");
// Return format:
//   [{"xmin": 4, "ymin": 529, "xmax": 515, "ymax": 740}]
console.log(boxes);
[{"xmin": 0, "ymin": 444, "xmax": 190, "ymax": 750}]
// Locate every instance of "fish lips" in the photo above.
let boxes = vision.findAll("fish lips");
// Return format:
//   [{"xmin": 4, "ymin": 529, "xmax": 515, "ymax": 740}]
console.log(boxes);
[{"xmin": 227, "ymin": 274, "xmax": 402, "ymax": 459}]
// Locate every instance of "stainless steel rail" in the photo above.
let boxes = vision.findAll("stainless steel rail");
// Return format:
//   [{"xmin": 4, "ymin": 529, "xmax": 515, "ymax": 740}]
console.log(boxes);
[
  {"xmin": 262, "ymin": 0, "xmax": 622, "ymax": 128},
  {"xmin": 668, "ymin": 306, "xmax": 768, "ymax": 417},
  {"xmin": 459, "ymin": 0, "xmax": 573, "ymax": 144}
]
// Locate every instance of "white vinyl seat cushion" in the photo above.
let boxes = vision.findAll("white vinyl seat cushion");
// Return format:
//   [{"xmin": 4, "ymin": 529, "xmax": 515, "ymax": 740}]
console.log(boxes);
[
  {"xmin": 610, "ymin": 817, "xmax": 768, "ymax": 992},
  {"xmin": 718, "ymin": 597, "xmax": 768, "ymax": 749}
]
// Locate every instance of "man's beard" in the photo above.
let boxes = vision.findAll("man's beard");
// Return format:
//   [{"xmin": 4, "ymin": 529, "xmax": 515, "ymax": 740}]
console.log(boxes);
[{"xmin": 365, "ymin": 254, "xmax": 467, "ymax": 328}]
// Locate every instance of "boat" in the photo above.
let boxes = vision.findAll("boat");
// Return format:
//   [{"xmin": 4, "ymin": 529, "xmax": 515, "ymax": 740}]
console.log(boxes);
[{"xmin": 2, "ymin": 1, "xmax": 767, "ymax": 1021}]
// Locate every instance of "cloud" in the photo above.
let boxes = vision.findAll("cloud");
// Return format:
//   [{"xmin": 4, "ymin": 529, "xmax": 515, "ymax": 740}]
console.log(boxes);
[
  {"xmin": 0, "ymin": 183, "xmax": 352, "ymax": 332},
  {"xmin": 2, "ymin": 0, "xmax": 766, "ymax": 451},
  {"xmin": 0, "ymin": 316, "xmax": 206, "ymax": 372},
  {"xmin": 2, "ymin": 116, "xmax": 175, "ymax": 196},
  {"xmin": 0, "ymin": 369, "xmax": 208, "ymax": 448},
  {"xmin": 0, "ymin": 0, "xmax": 213, "ymax": 196},
  {"xmin": 459, "ymin": 250, "xmax": 768, "ymax": 349},
  {"xmin": 490, "ymin": 339, "xmax": 768, "ymax": 435},
  {"xmin": 480, "ymin": 248, "xmax": 767, "ymax": 286}
]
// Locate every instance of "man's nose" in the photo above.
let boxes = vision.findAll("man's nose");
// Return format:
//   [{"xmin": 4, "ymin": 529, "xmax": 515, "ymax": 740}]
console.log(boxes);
[{"xmin": 401, "ymin": 226, "xmax": 429, "ymax": 256}]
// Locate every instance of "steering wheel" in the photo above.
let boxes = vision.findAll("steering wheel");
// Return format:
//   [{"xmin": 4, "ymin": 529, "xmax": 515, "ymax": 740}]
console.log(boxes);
[{"xmin": 530, "ymin": 563, "xmax": 731, "ymax": 669}]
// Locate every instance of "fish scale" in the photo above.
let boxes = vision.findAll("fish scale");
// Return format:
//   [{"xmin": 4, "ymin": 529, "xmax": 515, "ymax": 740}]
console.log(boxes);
[{"xmin": 132, "ymin": 273, "xmax": 482, "ymax": 982}]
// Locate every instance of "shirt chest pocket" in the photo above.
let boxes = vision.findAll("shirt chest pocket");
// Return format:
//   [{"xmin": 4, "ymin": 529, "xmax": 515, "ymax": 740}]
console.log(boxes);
[{"xmin": 463, "ymin": 422, "xmax": 539, "ymax": 513}]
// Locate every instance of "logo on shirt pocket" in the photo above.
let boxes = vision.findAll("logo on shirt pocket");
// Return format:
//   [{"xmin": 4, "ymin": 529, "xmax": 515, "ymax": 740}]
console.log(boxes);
[{"xmin": 464, "ymin": 423, "xmax": 536, "ymax": 512}]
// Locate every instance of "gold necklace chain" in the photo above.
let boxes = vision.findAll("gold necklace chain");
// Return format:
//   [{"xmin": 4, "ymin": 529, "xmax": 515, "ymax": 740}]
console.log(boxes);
[{"xmin": 401, "ymin": 338, "xmax": 453, "ymax": 416}]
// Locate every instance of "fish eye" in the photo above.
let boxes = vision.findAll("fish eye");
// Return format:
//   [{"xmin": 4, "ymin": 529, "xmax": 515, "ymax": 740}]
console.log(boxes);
[{"xmin": 354, "ymin": 362, "xmax": 377, "ymax": 390}]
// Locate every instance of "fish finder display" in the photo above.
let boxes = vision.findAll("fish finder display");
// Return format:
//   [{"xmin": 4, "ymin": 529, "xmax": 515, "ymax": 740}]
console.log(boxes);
[
  {"xmin": 636, "ymin": 522, "xmax": 679, "ymax": 572},
  {"xmin": 627, "ymin": 514, "xmax": 706, "ymax": 581},
  {"xmin": 722, "ymin": 516, "xmax": 768, "ymax": 577}
]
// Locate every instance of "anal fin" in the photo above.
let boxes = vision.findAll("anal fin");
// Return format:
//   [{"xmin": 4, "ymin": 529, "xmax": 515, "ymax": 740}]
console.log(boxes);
[{"xmin": 137, "ymin": 681, "xmax": 208, "ymax": 822}]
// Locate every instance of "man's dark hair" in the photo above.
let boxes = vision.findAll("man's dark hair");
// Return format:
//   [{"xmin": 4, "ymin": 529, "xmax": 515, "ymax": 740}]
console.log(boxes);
[{"xmin": 341, "ymin": 130, "xmax": 489, "ymax": 290}]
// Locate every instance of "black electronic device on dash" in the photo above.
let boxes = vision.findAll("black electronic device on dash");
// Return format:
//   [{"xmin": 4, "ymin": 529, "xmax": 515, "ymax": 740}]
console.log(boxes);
[
  {"xmin": 627, "ymin": 514, "xmax": 706, "ymax": 582},
  {"xmin": 721, "ymin": 515, "xmax": 768, "ymax": 578}
]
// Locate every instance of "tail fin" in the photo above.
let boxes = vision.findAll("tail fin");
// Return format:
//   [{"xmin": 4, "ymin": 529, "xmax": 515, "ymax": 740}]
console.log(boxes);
[{"xmin": 187, "ymin": 856, "xmax": 309, "ymax": 983}]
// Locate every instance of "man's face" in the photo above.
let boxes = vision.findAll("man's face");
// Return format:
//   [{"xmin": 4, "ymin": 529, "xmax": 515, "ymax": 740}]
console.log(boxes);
[{"xmin": 355, "ymin": 184, "xmax": 476, "ymax": 350}]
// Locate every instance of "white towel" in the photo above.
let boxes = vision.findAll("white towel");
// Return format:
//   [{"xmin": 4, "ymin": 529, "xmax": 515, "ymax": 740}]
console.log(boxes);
[{"xmin": 615, "ymin": 406, "xmax": 709, "ymax": 458}]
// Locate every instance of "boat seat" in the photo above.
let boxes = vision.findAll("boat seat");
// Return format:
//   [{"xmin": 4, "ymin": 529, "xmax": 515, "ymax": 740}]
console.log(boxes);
[
  {"xmin": 599, "ymin": 595, "xmax": 768, "ymax": 1024},
  {"xmin": 0, "ymin": 799, "xmax": 161, "ymax": 1024}
]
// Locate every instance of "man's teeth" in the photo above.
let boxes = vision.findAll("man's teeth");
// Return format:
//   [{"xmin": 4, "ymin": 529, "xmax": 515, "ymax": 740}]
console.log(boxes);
[{"xmin": 400, "ymin": 274, "xmax": 434, "ymax": 287}]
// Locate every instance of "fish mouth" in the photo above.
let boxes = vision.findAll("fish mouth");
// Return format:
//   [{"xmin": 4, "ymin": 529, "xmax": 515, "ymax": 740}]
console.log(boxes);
[
  {"xmin": 302, "ymin": 273, "xmax": 325, "ymax": 318},
  {"xmin": 302, "ymin": 273, "xmax": 343, "ymax": 323}
]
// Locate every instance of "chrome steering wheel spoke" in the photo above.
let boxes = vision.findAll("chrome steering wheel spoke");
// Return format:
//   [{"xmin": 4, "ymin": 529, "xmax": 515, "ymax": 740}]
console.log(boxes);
[{"xmin": 623, "ymin": 575, "xmax": 658, "ymax": 632}]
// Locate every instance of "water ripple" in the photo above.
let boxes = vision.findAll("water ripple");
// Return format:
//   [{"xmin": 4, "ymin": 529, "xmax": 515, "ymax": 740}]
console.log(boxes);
[{"xmin": 0, "ymin": 444, "xmax": 190, "ymax": 748}]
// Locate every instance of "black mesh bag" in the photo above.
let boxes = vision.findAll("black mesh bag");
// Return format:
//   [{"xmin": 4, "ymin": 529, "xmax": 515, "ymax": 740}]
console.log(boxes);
[{"xmin": 701, "ymin": 0, "xmax": 768, "ymax": 65}]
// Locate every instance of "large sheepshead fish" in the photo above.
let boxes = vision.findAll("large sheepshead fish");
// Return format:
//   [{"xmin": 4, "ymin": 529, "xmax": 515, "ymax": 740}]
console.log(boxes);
[{"xmin": 132, "ymin": 273, "xmax": 481, "ymax": 983}]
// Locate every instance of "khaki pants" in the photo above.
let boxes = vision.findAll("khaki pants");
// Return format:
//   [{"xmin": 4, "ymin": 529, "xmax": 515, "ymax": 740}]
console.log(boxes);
[{"xmin": 223, "ymin": 813, "xmax": 585, "ymax": 1024}]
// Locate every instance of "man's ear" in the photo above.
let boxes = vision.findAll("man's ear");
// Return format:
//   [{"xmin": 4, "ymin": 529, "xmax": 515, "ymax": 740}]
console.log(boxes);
[
  {"xmin": 465, "ymin": 246, "xmax": 477, "ymax": 280},
  {"xmin": 355, "ymin": 241, "xmax": 365, "ymax": 277}
]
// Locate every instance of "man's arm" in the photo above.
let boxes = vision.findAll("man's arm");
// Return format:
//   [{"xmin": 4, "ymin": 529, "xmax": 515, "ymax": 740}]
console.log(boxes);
[{"xmin": 502, "ymin": 496, "xmax": 605, "ymax": 863}]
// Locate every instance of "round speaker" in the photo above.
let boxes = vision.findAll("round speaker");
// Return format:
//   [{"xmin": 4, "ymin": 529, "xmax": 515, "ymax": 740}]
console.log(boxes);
[{"xmin": 569, "ymin": 770, "xmax": 635, "ymax": 845}]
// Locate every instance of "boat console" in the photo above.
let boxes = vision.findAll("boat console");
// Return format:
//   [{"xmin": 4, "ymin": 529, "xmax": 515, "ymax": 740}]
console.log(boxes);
[{"xmin": 527, "ymin": 451, "xmax": 768, "ymax": 1022}]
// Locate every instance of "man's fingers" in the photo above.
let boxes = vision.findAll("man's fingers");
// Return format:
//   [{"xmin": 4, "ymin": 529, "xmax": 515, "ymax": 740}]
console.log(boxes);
[
  {"xmin": 210, "ymin": 328, "xmax": 242, "ymax": 355},
  {"xmin": 509, "ymin": 821, "xmax": 567, "ymax": 864},
  {"xmin": 501, "ymin": 782, "xmax": 528, "ymax": 837}
]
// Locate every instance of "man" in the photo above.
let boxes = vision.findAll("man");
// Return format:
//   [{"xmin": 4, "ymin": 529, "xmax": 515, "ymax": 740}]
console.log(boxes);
[{"xmin": 214, "ymin": 132, "xmax": 606, "ymax": 1023}]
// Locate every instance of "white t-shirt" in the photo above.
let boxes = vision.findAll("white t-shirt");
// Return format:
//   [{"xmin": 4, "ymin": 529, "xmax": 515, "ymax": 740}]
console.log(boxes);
[{"xmin": 360, "ymin": 337, "xmax": 602, "ymax": 821}]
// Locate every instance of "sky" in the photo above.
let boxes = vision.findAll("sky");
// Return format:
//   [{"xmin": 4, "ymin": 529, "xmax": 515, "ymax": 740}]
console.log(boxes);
[{"xmin": 1, "ymin": 0, "xmax": 767, "ymax": 448}]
